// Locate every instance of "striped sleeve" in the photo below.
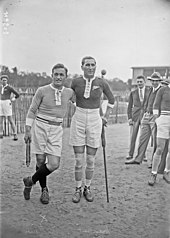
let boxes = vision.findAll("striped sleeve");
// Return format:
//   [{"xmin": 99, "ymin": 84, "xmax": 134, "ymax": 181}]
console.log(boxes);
[{"xmin": 26, "ymin": 88, "xmax": 43, "ymax": 125}]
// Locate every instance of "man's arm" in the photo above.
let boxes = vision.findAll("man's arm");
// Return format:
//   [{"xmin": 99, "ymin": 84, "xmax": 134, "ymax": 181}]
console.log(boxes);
[
  {"xmin": 127, "ymin": 92, "xmax": 134, "ymax": 125},
  {"xmin": 10, "ymin": 86, "xmax": 20, "ymax": 100},
  {"xmin": 153, "ymin": 88, "xmax": 163, "ymax": 116},
  {"xmin": 102, "ymin": 79, "xmax": 114, "ymax": 123},
  {"xmin": 24, "ymin": 88, "xmax": 43, "ymax": 143}
]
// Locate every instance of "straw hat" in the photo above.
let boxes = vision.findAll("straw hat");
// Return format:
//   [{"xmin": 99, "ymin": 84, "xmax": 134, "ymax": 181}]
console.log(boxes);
[{"xmin": 147, "ymin": 72, "xmax": 162, "ymax": 81}]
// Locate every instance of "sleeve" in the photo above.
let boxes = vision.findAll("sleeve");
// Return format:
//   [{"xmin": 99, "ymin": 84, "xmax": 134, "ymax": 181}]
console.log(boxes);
[
  {"xmin": 153, "ymin": 88, "xmax": 163, "ymax": 115},
  {"xmin": 127, "ymin": 92, "xmax": 133, "ymax": 120},
  {"xmin": 26, "ymin": 88, "xmax": 43, "ymax": 126},
  {"xmin": 10, "ymin": 87, "xmax": 20, "ymax": 99},
  {"xmin": 102, "ymin": 79, "xmax": 115, "ymax": 107}
]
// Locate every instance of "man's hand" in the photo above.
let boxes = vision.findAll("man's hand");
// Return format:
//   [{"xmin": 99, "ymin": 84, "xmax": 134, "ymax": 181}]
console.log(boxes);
[
  {"xmin": 102, "ymin": 116, "xmax": 108, "ymax": 127},
  {"xmin": 128, "ymin": 119, "xmax": 134, "ymax": 126},
  {"xmin": 24, "ymin": 125, "xmax": 31, "ymax": 143}
]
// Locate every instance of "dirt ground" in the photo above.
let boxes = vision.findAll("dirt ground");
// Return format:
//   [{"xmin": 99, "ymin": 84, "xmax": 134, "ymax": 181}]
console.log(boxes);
[{"xmin": 0, "ymin": 123, "xmax": 170, "ymax": 238}]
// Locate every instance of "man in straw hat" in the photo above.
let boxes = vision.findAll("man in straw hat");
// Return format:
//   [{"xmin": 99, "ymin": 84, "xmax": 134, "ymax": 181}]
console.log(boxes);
[
  {"xmin": 148, "ymin": 76, "xmax": 170, "ymax": 186},
  {"xmin": 0, "ymin": 74, "xmax": 19, "ymax": 140}
]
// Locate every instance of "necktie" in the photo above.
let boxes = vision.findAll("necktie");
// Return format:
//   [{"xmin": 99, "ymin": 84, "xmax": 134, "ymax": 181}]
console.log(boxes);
[{"xmin": 139, "ymin": 89, "xmax": 143, "ymax": 102}]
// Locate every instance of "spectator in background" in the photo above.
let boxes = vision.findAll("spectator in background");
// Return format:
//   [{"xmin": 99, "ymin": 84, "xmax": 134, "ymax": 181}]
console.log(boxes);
[
  {"xmin": 125, "ymin": 72, "xmax": 168, "ymax": 169},
  {"xmin": 0, "ymin": 75, "xmax": 19, "ymax": 140},
  {"xmin": 148, "ymin": 77, "xmax": 170, "ymax": 186},
  {"xmin": 126, "ymin": 75, "xmax": 150, "ymax": 160},
  {"xmin": 70, "ymin": 56, "xmax": 115, "ymax": 203}
]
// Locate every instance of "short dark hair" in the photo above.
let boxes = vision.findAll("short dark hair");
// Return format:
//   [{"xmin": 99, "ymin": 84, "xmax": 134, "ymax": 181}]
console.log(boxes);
[
  {"xmin": 52, "ymin": 63, "xmax": 68, "ymax": 76},
  {"xmin": 136, "ymin": 75, "xmax": 145, "ymax": 82},
  {"xmin": 81, "ymin": 56, "xmax": 96, "ymax": 66}
]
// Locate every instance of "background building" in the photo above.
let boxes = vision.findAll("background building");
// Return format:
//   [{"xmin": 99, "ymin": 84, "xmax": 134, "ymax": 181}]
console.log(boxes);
[{"xmin": 131, "ymin": 66, "xmax": 170, "ymax": 85}]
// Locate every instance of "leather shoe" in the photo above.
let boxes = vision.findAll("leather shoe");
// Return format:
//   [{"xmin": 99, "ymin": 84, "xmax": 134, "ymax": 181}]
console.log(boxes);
[
  {"xmin": 125, "ymin": 158, "xmax": 140, "ymax": 165},
  {"xmin": 126, "ymin": 156, "xmax": 133, "ymax": 160}
]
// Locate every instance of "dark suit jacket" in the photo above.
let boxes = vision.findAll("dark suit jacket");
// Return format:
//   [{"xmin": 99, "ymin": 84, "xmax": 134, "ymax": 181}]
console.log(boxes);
[{"xmin": 127, "ymin": 87, "xmax": 151, "ymax": 122}]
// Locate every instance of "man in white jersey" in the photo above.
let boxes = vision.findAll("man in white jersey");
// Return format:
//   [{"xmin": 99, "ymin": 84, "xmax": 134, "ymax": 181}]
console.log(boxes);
[
  {"xmin": 70, "ymin": 56, "xmax": 115, "ymax": 203},
  {"xmin": 23, "ymin": 63, "xmax": 73, "ymax": 204}
]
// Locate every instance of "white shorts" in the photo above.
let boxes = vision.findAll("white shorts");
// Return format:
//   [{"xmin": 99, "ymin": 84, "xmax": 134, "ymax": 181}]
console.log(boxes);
[
  {"xmin": 69, "ymin": 107, "xmax": 102, "ymax": 148},
  {"xmin": 31, "ymin": 119, "xmax": 63, "ymax": 156},
  {"xmin": 156, "ymin": 115, "xmax": 170, "ymax": 139},
  {"xmin": 0, "ymin": 100, "xmax": 12, "ymax": 116}
]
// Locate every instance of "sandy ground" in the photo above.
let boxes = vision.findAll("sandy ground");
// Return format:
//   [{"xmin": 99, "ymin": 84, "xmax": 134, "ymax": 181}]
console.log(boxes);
[{"xmin": 0, "ymin": 123, "xmax": 170, "ymax": 238}]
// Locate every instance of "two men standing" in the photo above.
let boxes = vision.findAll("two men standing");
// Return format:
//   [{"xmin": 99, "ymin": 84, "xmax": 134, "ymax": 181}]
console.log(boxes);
[{"xmin": 23, "ymin": 58, "xmax": 114, "ymax": 204}]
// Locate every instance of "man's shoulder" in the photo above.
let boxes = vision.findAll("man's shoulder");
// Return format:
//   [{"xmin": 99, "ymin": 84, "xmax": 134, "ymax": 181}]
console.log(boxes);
[
  {"xmin": 72, "ymin": 75, "xmax": 83, "ymax": 82},
  {"xmin": 131, "ymin": 88, "xmax": 138, "ymax": 94},
  {"xmin": 63, "ymin": 87, "xmax": 73, "ymax": 93},
  {"xmin": 157, "ymin": 86, "xmax": 167, "ymax": 93}
]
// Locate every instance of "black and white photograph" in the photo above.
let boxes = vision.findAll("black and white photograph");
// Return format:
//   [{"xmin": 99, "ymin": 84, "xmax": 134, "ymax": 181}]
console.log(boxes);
[{"xmin": 0, "ymin": 0, "xmax": 170, "ymax": 237}]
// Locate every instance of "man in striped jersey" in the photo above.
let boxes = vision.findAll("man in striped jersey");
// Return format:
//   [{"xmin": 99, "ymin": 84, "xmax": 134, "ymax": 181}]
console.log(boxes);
[
  {"xmin": 70, "ymin": 56, "xmax": 115, "ymax": 203},
  {"xmin": 148, "ymin": 78, "xmax": 170, "ymax": 186},
  {"xmin": 23, "ymin": 63, "xmax": 73, "ymax": 204}
]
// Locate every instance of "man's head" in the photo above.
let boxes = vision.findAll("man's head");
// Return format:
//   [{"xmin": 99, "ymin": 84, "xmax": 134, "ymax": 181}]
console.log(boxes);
[
  {"xmin": 81, "ymin": 56, "xmax": 96, "ymax": 79},
  {"xmin": 136, "ymin": 75, "xmax": 145, "ymax": 89},
  {"xmin": 147, "ymin": 72, "xmax": 162, "ymax": 88},
  {"xmin": 51, "ymin": 64, "xmax": 68, "ymax": 89},
  {"xmin": 1, "ymin": 75, "xmax": 8, "ymax": 86}
]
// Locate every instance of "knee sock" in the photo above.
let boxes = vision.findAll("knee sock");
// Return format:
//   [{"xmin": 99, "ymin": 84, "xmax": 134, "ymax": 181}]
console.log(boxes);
[
  {"xmin": 85, "ymin": 154, "xmax": 95, "ymax": 187},
  {"xmin": 152, "ymin": 153, "xmax": 162, "ymax": 174},
  {"xmin": 75, "ymin": 153, "xmax": 84, "ymax": 188},
  {"xmin": 32, "ymin": 164, "xmax": 51, "ymax": 185},
  {"xmin": 36, "ymin": 165, "xmax": 47, "ymax": 189},
  {"xmin": 164, "ymin": 152, "xmax": 170, "ymax": 172}
]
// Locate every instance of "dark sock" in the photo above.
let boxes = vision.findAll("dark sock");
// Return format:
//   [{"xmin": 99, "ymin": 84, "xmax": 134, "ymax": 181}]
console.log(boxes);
[
  {"xmin": 36, "ymin": 165, "xmax": 47, "ymax": 189},
  {"xmin": 32, "ymin": 164, "xmax": 51, "ymax": 184}
]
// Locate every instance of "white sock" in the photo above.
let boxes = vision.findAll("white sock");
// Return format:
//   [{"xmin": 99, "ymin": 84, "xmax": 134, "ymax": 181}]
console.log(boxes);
[{"xmin": 76, "ymin": 180, "xmax": 82, "ymax": 188}]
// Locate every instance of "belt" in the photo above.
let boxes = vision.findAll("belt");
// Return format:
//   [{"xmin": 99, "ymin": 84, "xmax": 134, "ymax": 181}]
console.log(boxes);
[{"xmin": 36, "ymin": 116, "xmax": 62, "ymax": 126}]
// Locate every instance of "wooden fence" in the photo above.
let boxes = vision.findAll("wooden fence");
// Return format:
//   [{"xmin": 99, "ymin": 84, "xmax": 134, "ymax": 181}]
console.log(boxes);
[{"xmin": 2, "ymin": 93, "xmax": 128, "ymax": 136}]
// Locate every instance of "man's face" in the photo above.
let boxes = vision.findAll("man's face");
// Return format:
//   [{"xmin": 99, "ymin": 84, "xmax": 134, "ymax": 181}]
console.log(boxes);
[
  {"xmin": 51, "ymin": 68, "xmax": 66, "ymax": 88},
  {"xmin": 136, "ymin": 78, "xmax": 145, "ymax": 89},
  {"xmin": 151, "ymin": 80, "xmax": 160, "ymax": 88},
  {"xmin": 81, "ymin": 58, "xmax": 96, "ymax": 79},
  {"xmin": 1, "ymin": 78, "xmax": 8, "ymax": 86}
]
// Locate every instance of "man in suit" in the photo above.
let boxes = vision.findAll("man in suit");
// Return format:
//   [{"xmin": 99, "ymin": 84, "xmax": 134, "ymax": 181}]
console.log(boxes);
[
  {"xmin": 125, "ymin": 72, "xmax": 168, "ymax": 169},
  {"xmin": 126, "ymin": 75, "xmax": 150, "ymax": 160}
]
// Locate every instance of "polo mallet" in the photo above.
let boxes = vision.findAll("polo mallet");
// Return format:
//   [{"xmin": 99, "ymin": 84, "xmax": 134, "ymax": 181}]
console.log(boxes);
[
  {"xmin": 101, "ymin": 124, "xmax": 109, "ymax": 203},
  {"xmin": 101, "ymin": 69, "xmax": 107, "ymax": 79},
  {"xmin": 26, "ymin": 140, "xmax": 31, "ymax": 167}
]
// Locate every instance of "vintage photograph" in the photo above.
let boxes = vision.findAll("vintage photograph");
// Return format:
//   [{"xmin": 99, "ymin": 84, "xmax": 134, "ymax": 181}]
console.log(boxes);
[{"xmin": 0, "ymin": 0, "xmax": 170, "ymax": 237}]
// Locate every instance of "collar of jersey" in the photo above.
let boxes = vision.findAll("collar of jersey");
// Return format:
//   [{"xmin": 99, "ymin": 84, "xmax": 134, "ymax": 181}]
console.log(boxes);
[
  {"xmin": 50, "ymin": 83, "xmax": 65, "ymax": 92},
  {"xmin": 83, "ymin": 76, "xmax": 96, "ymax": 82}
]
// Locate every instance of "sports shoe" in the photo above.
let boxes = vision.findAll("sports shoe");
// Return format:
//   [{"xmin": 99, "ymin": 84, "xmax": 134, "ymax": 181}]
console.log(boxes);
[
  {"xmin": 13, "ymin": 134, "xmax": 18, "ymax": 141},
  {"xmin": 40, "ymin": 187, "xmax": 49, "ymax": 204},
  {"xmin": 163, "ymin": 171, "xmax": 170, "ymax": 184},
  {"xmin": 23, "ymin": 176, "xmax": 33, "ymax": 200},
  {"xmin": 148, "ymin": 163, "xmax": 152, "ymax": 169},
  {"xmin": 72, "ymin": 187, "xmax": 82, "ymax": 203},
  {"xmin": 148, "ymin": 173, "xmax": 157, "ymax": 186},
  {"xmin": 83, "ymin": 186, "xmax": 94, "ymax": 202}
]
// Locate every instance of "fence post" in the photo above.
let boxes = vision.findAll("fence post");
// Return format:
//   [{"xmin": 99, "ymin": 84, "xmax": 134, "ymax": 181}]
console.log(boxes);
[{"xmin": 115, "ymin": 96, "xmax": 119, "ymax": 123}]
